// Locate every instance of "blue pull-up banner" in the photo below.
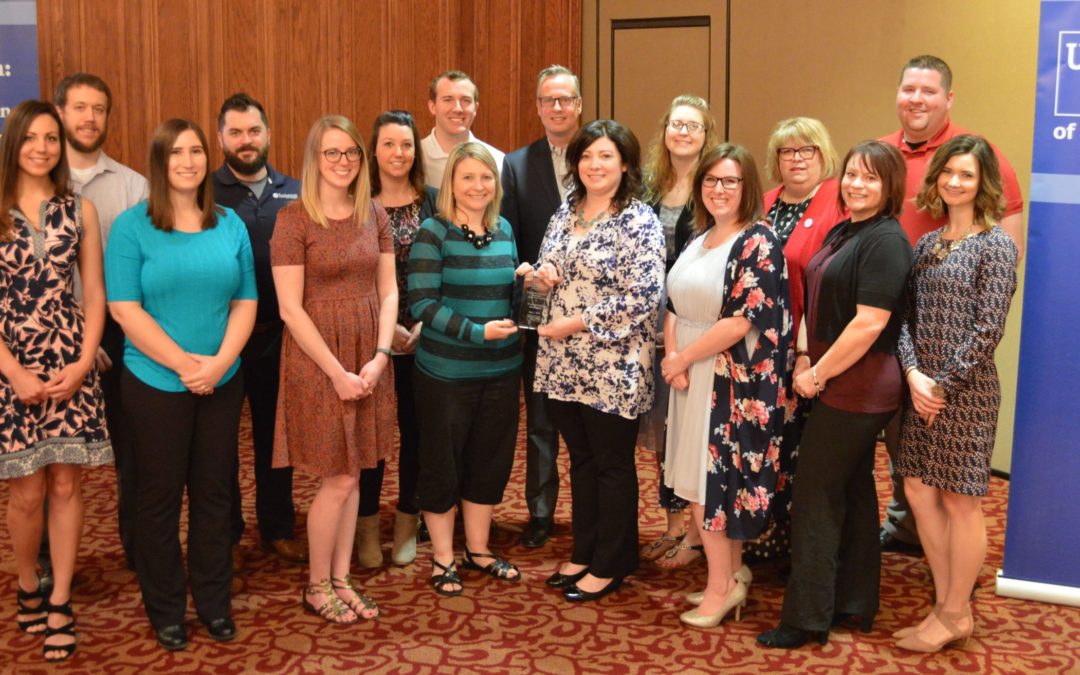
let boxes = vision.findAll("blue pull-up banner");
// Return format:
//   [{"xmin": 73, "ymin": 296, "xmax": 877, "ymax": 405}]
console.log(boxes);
[
  {"xmin": 997, "ymin": 0, "xmax": 1080, "ymax": 607},
  {"xmin": 0, "ymin": 0, "xmax": 40, "ymax": 135}
]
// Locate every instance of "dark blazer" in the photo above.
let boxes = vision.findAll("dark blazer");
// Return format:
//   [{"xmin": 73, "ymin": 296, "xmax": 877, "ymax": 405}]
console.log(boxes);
[
  {"xmin": 651, "ymin": 201, "xmax": 695, "ymax": 271},
  {"xmin": 500, "ymin": 137, "xmax": 563, "ymax": 265}
]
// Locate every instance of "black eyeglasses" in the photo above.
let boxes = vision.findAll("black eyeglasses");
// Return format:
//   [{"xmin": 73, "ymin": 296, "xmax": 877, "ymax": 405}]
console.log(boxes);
[
  {"xmin": 323, "ymin": 147, "xmax": 362, "ymax": 163},
  {"xmin": 702, "ymin": 175, "xmax": 743, "ymax": 190},
  {"xmin": 668, "ymin": 120, "xmax": 705, "ymax": 134},
  {"xmin": 778, "ymin": 145, "xmax": 818, "ymax": 161},
  {"xmin": 538, "ymin": 96, "xmax": 580, "ymax": 109}
]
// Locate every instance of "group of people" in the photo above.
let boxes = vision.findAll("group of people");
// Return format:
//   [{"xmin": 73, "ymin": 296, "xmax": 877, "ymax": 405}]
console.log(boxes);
[{"xmin": 0, "ymin": 53, "xmax": 1021, "ymax": 662}]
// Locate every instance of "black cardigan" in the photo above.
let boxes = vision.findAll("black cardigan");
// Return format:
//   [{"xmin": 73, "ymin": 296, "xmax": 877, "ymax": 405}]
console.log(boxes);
[
  {"xmin": 811, "ymin": 214, "xmax": 914, "ymax": 354},
  {"xmin": 651, "ymin": 201, "xmax": 695, "ymax": 271}
]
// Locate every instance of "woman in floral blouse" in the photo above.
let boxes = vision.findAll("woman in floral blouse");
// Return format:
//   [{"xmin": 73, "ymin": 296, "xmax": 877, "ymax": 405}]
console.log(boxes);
[
  {"xmin": 661, "ymin": 144, "xmax": 796, "ymax": 628},
  {"xmin": 528, "ymin": 119, "xmax": 664, "ymax": 602}
]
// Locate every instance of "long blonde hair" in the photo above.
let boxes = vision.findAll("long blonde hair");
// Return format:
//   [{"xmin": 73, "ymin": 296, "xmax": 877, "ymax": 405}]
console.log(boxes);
[
  {"xmin": 436, "ymin": 142, "xmax": 503, "ymax": 232},
  {"xmin": 299, "ymin": 115, "xmax": 371, "ymax": 228},
  {"xmin": 642, "ymin": 95, "xmax": 718, "ymax": 204}
]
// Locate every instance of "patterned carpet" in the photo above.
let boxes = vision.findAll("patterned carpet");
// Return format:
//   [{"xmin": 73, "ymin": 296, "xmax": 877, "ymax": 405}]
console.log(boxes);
[{"xmin": 2, "ymin": 400, "xmax": 1079, "ymax": 675}]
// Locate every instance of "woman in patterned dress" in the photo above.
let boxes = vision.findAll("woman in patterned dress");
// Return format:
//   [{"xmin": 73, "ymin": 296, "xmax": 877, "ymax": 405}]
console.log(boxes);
[
  {"xmin": 661, "ymin": 144, "xmax": 795, "ymax": 627},
  {"xmin": 271, "ymin": 116, "xmax": 396, "ymax": 623},
  {"xmin": 530, "ymin": 120, "xmax": 665, "ymax": 602},
  {"xmin": 893, "ymin": 135, "xmax": 1018, "ymax": 652},
  {"xmin": 352, "ymin": 110, "xmax": 438, "ymax": 569},
  {"xmin": 638, "ymin": 95, "xmax": 718, "ymax": 569},
  {"xmin": 0, "ymin": 100, "xmax": 111, "ymax": 663}
]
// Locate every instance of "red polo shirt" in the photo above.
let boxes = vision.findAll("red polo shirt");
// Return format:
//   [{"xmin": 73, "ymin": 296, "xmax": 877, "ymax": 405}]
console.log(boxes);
[{"xmin": 879, "ymin": 118, "xmax": 1024, "ymax": 244}]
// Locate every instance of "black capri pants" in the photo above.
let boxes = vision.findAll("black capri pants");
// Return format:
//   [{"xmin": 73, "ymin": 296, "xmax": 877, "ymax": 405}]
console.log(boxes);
[
  {"xmin": 123, "ymin": 367, "xmax": 243, "ymax": 630},
  {"xmin": 414, "ymin": 368, "xmax": 520, "ymax": 513}
]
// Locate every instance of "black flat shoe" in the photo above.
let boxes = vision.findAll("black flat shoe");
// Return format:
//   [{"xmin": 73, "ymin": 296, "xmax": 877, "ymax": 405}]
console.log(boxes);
[
  {"xmin": 563, "ymin": 577, "xmax": 622, "ymax": 602},
  {"xmin": 155, "ymin": 624, "xmax": 188, "ymax": 651},
  {"xmin": 545, "ymin": 568, "xmax": 588, "ymax": 588},
  {"xmin": 832, "ymin": 612, "xmax": 874, "ymax": 633},
  {"xmin": 521, "ymin": 517, "xmax": 554, "ymax": 548},
  {"xmin": 756, "ymin": 623, "xmax": 828, "ymax": 649},
  {"xmin": 203, "ymin": 616, "xmax": 236, "ymax": 641}
]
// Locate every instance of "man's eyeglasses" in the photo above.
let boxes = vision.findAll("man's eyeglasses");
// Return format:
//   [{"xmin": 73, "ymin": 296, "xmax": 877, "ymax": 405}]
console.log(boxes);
[
  {"xmin": 538, "ymin": 96, "xmax": 579, "ymax": 109},
  {"xmin": 702, "ymin": 175, "xmax": 743, "ymax": 190},
  {"xmin": 777, "ymin": 145, "xmax": 818, "ymax": 161},
  {"xmin": 323, "ymin": 147, "xmax": 362, "ymax": 163}
]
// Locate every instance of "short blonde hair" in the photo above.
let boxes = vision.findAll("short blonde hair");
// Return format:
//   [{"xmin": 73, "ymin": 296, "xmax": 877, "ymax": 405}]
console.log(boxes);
[
  {"xmin": 436, "ymin": 142, "xmax": 503, "ymax": 232},
  {"xmin": 764, "ymin": 117, "xmax": 840, "ymax": 184},
  {"xmin": 299, "ymin": 115, "xmax": 371, "ymax": 229}
]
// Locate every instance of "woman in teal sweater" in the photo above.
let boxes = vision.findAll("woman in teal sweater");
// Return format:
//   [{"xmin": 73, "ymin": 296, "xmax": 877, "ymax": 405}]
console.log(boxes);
[
  {"xmin": 408, "ymin": 142, "xmax": 521, "ymax": 596},
  {"xmin": 106, "ymin": 119, "xmax": 256, "ymax": 651}
]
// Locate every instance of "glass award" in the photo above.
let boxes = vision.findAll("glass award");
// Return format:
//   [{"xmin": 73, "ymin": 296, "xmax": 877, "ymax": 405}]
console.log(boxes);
[{"xmin": 515, "ymin": 270, "xmax": 551, "ymax": 330}]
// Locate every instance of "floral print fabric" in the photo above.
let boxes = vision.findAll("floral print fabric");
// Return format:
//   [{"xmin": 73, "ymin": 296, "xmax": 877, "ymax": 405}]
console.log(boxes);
[
  {"xmin": 0, "ymin": 195, "xmax": 111, "ymax": 478},
  {"xmin": 702, "ymin": 222, "xmax": 798, "ymax": 538},
  {"xmin": 534, "ymin": 198, "xmax": 665, "ymax": 420}
]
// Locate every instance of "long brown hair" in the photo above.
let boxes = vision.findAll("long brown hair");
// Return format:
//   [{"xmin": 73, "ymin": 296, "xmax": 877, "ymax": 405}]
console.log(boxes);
[
  {"xmin": 642, "ymin": 95, "xmax": 719, "ymax": 203},
  {"xmin": 0, "ymin": 100, "xmax": 71, "ymax": 238},
  {"xmin": 146, "ymin": 118, "xmax": 221, "ymax": 232},
  {"xmin": 368, "ymin": 110, "xmax": 426, "ymax": 199},
  {"xmin": 915, "ymin": 134, "xmax": 1003, "ymax": 228},
  {"xmin": 691, "ymin": 144, "xmax": 763, "ymax": 234}
]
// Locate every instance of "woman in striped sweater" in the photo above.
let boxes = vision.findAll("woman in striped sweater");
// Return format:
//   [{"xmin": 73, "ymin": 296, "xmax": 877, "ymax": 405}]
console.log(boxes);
[{"xmin": 407, "ymin": 142, "xmax": 521, "ymax": 596}]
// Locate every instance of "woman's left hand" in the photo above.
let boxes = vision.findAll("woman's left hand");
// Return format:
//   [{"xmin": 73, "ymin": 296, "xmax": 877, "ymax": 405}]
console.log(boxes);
[
  {"xmin": 793, "ymin": 367, "xmax": 818, "ymax": 399},
  {"xmin": 669, "ymin": 371, "xmax": 690, "ymax": 391},
  {"xmin": 43, "ymin": 361, "xmax": 92, "ymax": 401},
  {"xmin": 538, "ymin": 315, "xmax": 584, "ymax": 340},
  {"xmin": 661, "ymin": 351, "xmax": 689, "ymax": 382},
  {"xmin": 358, "ymin": 354, "xmax": 389, "ymax": 390},
  {"xmin": 180, "ymin": 353, "xmax": 229, "ymax": 395}
]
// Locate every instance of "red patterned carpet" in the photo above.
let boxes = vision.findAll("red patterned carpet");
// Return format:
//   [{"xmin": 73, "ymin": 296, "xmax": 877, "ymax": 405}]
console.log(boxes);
[{"xmin": 2, "ymin": 400, "xmax": 1079, "ymax": 674}]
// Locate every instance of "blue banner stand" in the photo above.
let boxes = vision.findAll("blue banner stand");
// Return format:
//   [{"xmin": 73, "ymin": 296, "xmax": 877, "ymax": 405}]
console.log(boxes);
[
  {"xmin": 996, "ymin": 0, "xmax": 1080, "ymax": 608},
  {"xmin": 0, "ymin": 0, "xmax": 40, "ymax": 135}
]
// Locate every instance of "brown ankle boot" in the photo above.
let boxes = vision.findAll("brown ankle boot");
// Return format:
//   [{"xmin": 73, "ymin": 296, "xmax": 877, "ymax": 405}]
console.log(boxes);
[
  {"xmin": 391, "ymin": 512, "xmax": 419, "ymax": 566},
  {"xmin": 355, "ymin": 515, "xmax": 383, "ymax": 568}
]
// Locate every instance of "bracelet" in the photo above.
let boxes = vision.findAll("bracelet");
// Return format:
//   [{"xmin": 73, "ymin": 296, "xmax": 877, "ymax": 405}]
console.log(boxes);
[
  {"xmin": 903, "ymin": 366, "xmax": 917, "ymax": 378},
  {"xmin": 375, "ymin": 347, "xmax": 392, "ymax": 358},
  {"xmin": 811, "ymin": 365, "xmax": 823, "ymax": 393}
]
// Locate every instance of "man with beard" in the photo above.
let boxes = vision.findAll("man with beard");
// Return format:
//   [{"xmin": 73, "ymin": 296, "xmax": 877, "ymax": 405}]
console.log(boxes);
[
  {"xmin": 500, "ymin": 65, "xmax": 582, "ymax": 548},
  {"xmin": 421, "ymin": 70, "xmax": 504, "ymax": 188},
  {"xmin": 212, "ymin": 93, "xmax": 306, "ymax": 567},
  {"xmin": 54, "ymin": 73, "xmax": 149, "ymax": 573}
]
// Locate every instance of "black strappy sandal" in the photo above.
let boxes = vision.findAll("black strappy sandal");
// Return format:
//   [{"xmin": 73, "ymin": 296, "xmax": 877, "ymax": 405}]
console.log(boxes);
[
  {"xmin": 43, "ymin": 598, "xmax": 77, "ymax": 663},
  {"xmin": 16, "ymin": 581, "xmax": 47, "ymax": 634},
  {"xmin": 430, "ymin": 558, "xmax": 463, "ymax": 596},
  {"xmin": 462, "ymin": 549, "xmax": 521, "ymax": 582}
]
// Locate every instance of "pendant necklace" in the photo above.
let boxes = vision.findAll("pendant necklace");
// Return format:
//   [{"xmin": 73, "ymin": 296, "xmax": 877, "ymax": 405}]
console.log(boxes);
[{"xmin": 931, "ymin": 223, "xmax": 974, "ymax": 261}]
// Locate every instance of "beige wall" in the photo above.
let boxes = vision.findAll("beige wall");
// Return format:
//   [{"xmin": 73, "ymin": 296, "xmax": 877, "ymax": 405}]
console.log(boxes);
[
  {"xmin": 724, "ymin": 0, "xmax": 1039, "ymax": 472},
  {"xmin": 581, "ymin": 0, "xmax": 1038, "ymax": 469}
]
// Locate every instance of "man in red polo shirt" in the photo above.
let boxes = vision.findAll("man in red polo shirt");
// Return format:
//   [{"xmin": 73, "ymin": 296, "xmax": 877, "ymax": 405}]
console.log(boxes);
[{"xmin": 878, "ymin": 54, "xmax": 1025, "ymax": 556}]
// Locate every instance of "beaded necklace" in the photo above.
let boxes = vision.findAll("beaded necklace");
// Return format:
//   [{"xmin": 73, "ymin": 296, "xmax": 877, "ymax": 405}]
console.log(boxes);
[{"xmin": 457, "ymin": 223, "xmax": 493, "ymax": 249}]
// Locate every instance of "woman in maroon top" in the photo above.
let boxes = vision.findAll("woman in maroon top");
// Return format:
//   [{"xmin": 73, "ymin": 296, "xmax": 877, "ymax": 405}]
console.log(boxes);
[{"xmin": 757, "ymin": 140, "xmax": 913, "ymax": 649}]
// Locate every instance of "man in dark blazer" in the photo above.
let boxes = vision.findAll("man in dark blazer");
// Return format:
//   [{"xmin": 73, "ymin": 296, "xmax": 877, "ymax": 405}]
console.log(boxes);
[{"xmin": 500, "ymin": 65, "xmax": 582, "ymax": 548}]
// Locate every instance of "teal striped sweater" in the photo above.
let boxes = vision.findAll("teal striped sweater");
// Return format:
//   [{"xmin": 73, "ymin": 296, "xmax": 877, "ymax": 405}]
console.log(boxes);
[{"xmin": 407, "ymin": 215, "xmax": 521, "ymax": 381}]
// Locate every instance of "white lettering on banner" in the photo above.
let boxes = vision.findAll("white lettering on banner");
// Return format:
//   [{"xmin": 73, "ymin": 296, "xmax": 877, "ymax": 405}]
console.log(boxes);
[
  {"xmin": 1068, "ymin": 43, "xmax": 1080, "ymax": 70},
  {"xmin": 0, "ymin": 64, "xmax": 12, "ymax": 77},
  {"xmin": 0, "ymin": 107, "xmax": 10, "ymax": 118},
  {"xmin": 1056, "ymin": 32, "xmax": 1080, "ymax": 117},
  {"xmin": 1053, "ymin": 123, "xmax": 1078, "ymax": 140}
]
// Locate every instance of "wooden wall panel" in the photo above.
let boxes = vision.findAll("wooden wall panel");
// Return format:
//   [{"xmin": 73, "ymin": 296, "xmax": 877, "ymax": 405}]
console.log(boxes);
[{"xmin": 35, "ymin": 0, "xmax": 582, "ymax": 177}]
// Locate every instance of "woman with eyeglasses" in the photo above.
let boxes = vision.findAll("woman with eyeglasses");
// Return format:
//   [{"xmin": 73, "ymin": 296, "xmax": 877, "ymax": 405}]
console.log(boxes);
[
  {"xmin": 352, "ymin": 111, "xmax": 438, "ymax": 569},
  {"xmin": 408, "ymin": 142, "xmax": 521, "ymax": 597},
  {"xmin": 107, "ymin": 119, "xmax": 256, "ymax": 650},
  {"xmin": 742, "ymin": 118, "xmax": 845, "ymax": 567},
  {"xmin": 271, "ymin": 116, "xmax": 396, "ymax": 624},
  {"xmin": 638, "ymin": 95, "xmax": 719, "ymax": 571},
  {"xmin": 757, "ymin": 141, "xmax": 913, "ymax": 649},
  {"xmin": 1, "ymin": 100, "xmax": 111, "ymax": 663},
  {"xmin": 661, "ymin": 144, "xmax": 795, "ymax": 627},
  {"xmin": 528, "ymin": 120, "xmax": 665, "ymax": 602}
]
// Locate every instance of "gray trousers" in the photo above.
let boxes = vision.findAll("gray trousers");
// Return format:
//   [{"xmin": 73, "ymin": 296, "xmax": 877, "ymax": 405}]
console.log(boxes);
[{"xmin": 881, "ymin": 410, "xmax": 920, "ymax": 544}]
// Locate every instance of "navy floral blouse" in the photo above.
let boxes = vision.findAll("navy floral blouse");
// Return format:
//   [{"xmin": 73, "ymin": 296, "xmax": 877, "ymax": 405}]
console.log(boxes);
[{"xmin": 534, "ymin": 197, "xmax": 665, "ymax": 419}]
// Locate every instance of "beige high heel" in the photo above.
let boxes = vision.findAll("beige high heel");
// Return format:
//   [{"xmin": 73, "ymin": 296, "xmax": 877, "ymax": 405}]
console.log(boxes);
[
  {"xmin": 686, "ymin": 564, "xmax": 752, "ymax": 606},
  {"xmin": 892, "ymin": 603, "xmax": 942, "ymax": 639},
  {"xmin": 896, "ymin": 605, "xmax": 973, "ymax": 652},
  {"xmin": 679, "ymin": 580, "xmax": 748, "ymax": 628}
]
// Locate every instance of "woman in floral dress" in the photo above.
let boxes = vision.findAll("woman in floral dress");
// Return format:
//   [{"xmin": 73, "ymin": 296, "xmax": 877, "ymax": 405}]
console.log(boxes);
[
  {"xmin": 0, "ymin": 100, "xmax": 111, "ymax": 663},
  {"xmin": 661, "ymin": 144, "xmax": 795, "ymax": 627}
]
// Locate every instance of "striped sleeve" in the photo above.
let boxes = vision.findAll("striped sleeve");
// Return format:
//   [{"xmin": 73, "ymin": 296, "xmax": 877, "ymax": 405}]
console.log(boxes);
[{"xmin": 408, "ymin": 217, "xmax": 485, "ymax": 345}]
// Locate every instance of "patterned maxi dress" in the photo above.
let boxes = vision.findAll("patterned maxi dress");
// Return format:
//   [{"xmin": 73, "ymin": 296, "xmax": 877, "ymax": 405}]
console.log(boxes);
[
  {"xmin": 0, "ymin": 195, "xmax": 111, "ymax": 478},
  {"xmin": 686, "ymin": 223, "xmax": 797, "ymax": 538},
  {"xmin": 896, "ymin": 226, "xmax": 1018, "ymax": 495}
]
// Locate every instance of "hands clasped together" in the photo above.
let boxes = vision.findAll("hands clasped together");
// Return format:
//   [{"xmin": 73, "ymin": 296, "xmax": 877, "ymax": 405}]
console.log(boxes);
[{"xmin": 514, "ymin": 262, "xmax": 582, "ymax": 341}]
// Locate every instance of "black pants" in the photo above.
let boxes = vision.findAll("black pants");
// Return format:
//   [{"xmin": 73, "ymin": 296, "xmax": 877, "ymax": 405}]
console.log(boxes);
[
  {"xmin": 359, "ymin": 354, "xmax": 420, "ymax": 516},
  {"xmin": 780, "ymin": 401, "xmax": 895, "ymax": 632},
  {"xmin": 546, "ymin": 398, "xmax": 640, "ymax": 579},
  {"xmin": 522, "ymin": 332, "xmax": 562, "ymax": 520},
  {"xmin": 414, "ymin": 369, "xmax": 519, "ymax": 513},
  {"xmin": 124, "ymin": 368, "xmax": 243, "ymax": 629},
  {"xmin": 230, "ymin": 328, "xmax": 296, "ymax": 543}
]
